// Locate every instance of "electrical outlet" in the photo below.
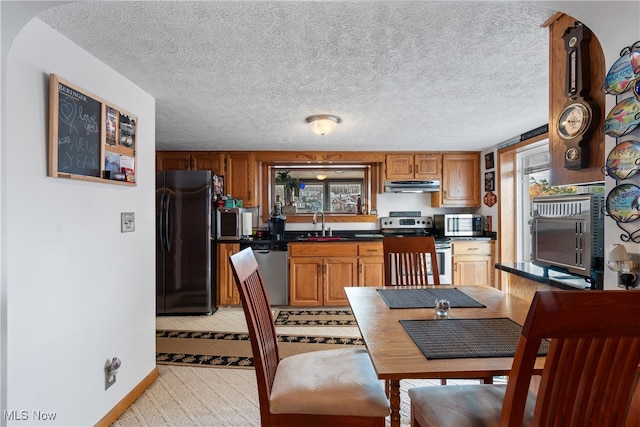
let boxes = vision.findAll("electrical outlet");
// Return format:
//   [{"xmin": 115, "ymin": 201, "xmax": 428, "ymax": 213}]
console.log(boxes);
[
  {"xmin": 121, "ymin": 212, "xmax": 135, "ymax": 233},
  {"xmin": 105, "ymin": 365, "xmax": 116, "ymax": 390},
  {"xmin": 104, "ymin": 357, "xmax": 121, "ymax": 390}
]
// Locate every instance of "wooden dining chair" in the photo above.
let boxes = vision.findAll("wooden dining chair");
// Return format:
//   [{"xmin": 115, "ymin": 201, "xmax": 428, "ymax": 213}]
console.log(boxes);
[
  {"xmin": 408, "ymin": 290, "xmax": 640, "ymax": 427},
  {"xmin": 383, "ymin": 236, "xmax": 440, "ymax": 286},
  {"xmin": 229, "ymin": 248, "xmax": 390, "ymax": 427}
]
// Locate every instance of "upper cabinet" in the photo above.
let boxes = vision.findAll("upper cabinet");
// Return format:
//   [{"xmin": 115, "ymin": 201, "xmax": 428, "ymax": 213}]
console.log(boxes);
[
  {"xmin": 385, "ymin": 153, "xmax": 441, "ymax": 180},
  {"xmin": 192, "ymin": 153, "xmax": 224, "ymax": 174},
  {"xmin": 157, "ymin": 151, "xmax": 256, "ymax": 206},
  {"xmin": 156, "ymin": 152, "xmax": 191, "ymax": 170},
  {"xmin": 156, "ymin": 150, "xmax": 481, "ymax": 210},
  {"xmin": 431, "ymin": 153, "xmax": 480, "ymax": 207},
  {"xmin": 225, "ymin": 152, "xmax": 256, "ymax": 207},
  {"xmin": 156, "ymin": 151, "xmax": 224, "ymax": 175}
]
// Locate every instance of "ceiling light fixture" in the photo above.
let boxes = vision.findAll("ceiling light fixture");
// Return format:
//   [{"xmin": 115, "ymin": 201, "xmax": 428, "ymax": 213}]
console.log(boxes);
[
  {"xmin": 316, "ymin": 174, "xmax": 327, "ymax": 181},
  {"xmin": 305, "ymin": 115, "xmax": 341, "ymax": 136}
]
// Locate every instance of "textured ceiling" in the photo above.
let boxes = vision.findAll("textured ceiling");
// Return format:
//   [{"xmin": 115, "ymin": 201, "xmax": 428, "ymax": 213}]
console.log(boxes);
[{"xmin": 38, "ymin": 1, "xmax": 556, "ymax": 152}]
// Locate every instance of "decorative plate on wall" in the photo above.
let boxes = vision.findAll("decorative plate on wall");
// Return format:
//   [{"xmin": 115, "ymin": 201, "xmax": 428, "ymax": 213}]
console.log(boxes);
[
  {"xmin": 602, "ymin": 43, "xmax": 640, "ymax": 95},
  {"xmin": 602, "ymin": 95, "xmax": 640, "ymax": 137},
  {"xmin": 605, "ymin": 183, "xmax": 640, "ymax": 223},
  {"xmin": 605, "ymin": 140, "xmax": 640, "ymax": 180}
]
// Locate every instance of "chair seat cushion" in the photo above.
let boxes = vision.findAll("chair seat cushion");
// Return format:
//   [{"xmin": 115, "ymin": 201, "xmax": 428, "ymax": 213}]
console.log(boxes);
[
  {"xmin": 269, "ymin": 348, "xmax": 390, "ymax": 417},
  {"xmin": 408, "ymin": 384, "xmax": 536, "ymax": 427}
]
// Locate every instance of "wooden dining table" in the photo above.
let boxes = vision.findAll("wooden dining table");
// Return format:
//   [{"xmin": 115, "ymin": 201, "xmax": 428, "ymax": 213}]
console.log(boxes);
[{"xmin": 345, "ymin": 285, "xmax": 545, "ymax": 427}]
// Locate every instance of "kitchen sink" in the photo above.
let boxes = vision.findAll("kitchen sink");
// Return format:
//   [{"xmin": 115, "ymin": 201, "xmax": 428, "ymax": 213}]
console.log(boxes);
[{"xmin": 297, "ymin": 236, "xmax": 348, "ymax": 241}]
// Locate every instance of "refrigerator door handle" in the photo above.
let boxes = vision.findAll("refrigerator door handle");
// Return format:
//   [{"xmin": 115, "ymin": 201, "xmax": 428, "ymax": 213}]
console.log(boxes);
[
  {"xmin": 159, "ymin": 190, "xmax": 167, "ymax": 253},
  {"xmin": 165, "ymin": 194, "xmax": 172, "ymax": 251}
]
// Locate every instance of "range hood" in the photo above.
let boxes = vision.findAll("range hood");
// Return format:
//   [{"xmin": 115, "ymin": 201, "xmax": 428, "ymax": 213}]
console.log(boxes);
[{"xmin": 384, "ymin": 180, "xmax": 440, "ymax": 193}]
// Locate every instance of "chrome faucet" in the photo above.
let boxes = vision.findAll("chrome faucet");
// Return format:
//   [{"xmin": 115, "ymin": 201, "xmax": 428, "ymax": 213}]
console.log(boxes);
[{"xmin": 312, "ymin": 210, "xmax": 326, "ymax": 236}]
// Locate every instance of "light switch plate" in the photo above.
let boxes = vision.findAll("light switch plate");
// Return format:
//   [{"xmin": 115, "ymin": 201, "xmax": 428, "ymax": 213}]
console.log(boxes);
[{"xmin": 121, "ymin": 212, "xmax": 135, "ymax": 233}]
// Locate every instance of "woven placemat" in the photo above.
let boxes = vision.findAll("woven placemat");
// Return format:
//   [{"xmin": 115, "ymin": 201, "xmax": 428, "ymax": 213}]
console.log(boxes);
[
  {"xmin": 399, "ymin": 318, "xmax": 550, "ymax": 359},
  {"xmin": 378, "ymin": 288, "xmax": 486, "ymax": 309}
]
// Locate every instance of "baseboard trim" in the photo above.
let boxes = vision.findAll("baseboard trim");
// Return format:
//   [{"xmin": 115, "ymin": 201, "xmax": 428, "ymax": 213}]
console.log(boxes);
[{"xmin": 95, "ymin": 366, "xmax": 159, "ymax": 427}]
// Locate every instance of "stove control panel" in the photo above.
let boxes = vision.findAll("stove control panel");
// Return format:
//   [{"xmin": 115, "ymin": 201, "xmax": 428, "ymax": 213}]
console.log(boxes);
[{"xmin": 380, "ymin": 216, "xmax": 433, "ymax": 230}]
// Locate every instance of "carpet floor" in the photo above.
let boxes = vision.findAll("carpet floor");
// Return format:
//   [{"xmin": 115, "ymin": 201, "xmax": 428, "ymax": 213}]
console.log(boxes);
[
  {"xmin": 113, "ymin": 306, "xmax": 496, "ymax": 427},
  {"xmin": 157, "ymin": 330, "xmax": 364, "ymax": 368}
]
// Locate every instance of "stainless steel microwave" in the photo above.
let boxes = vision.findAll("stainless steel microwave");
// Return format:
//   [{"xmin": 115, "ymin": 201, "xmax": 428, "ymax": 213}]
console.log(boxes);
[
  {"xmin": 530, "ymin": 193, "xmax": 605, "ymax": 277},
  {"xmin": 216, "ymin": 207, "xmax": 258, "ymax": 240},
  {"xmin": 434, "ymin": 214, "xmax": 483, "ymax": 237}
]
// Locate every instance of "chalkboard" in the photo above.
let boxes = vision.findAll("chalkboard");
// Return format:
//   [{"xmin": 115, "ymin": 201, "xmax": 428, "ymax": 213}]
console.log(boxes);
[
  {"xmin": 55, "ymin": 82, "xmax": 101, "ymax": 177},
  {"xmin": 48, "ymin": 74, "xmax": 138, "ymax": 185}
]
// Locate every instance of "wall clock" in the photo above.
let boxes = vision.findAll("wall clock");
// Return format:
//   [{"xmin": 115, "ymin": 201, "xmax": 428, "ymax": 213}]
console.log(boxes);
[{"xmin": 556, "ymin": 22, "xmax": 600, "ymax": 170}]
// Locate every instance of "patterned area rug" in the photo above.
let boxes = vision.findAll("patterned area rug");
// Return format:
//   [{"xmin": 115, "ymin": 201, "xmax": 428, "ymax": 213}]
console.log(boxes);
[
  {"xmin": 274, "ymin": 308, "xmax": 356, "ymax": 326},
  {"xmin": 156, "ymin": 330, "xmax": 363, "ymax": 368}
]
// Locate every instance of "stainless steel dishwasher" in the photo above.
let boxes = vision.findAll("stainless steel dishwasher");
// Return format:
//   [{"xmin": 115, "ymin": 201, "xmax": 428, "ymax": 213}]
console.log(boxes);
[{"xmin": 242, "ymin": 241, "xmax": 288, "ymax": 305}]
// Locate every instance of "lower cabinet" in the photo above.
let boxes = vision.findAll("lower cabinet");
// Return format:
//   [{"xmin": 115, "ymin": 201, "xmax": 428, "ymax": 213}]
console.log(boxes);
[
  {"xmin": 217, "ymin": 242, "xmax": 240, "ymax": 305},
  {"xmin": 452, "ymin": 240, "xmax": 495, "ymax": 287},
  {"xmin": 358, "ymin": 242, "xmax": 385, "ymax": 287},
  {"xmin": 289, "ymin": 242, "xmax": 383, "ymax": 306}
]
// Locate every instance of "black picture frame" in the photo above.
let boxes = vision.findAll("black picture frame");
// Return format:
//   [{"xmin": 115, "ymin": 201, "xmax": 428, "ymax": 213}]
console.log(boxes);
[
  {"xmin": 485, "ymin": 152, "xmax": 495, "ymax": 170},
  {"xmin": 485, "ymin": 171, "xmax": 495, "ymax": 192}
]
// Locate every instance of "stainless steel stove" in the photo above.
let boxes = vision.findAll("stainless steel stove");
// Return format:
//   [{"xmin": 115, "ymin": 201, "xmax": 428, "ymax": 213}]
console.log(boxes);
[{"xmin": 379, "ymin": 211, "xmax": 452, "ymax": 284}]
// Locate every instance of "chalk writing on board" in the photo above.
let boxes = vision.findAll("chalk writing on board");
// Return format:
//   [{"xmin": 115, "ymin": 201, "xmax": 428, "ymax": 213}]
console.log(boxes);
[{"xmin": 56, "ymin": 83, "xmax": 101, "ymax": 177}]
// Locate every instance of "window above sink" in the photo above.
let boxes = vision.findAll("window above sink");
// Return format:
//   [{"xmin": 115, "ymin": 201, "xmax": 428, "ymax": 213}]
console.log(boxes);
[{"xmin": 261, "ymin": 163, "xmax": 381, "ymax": 223}]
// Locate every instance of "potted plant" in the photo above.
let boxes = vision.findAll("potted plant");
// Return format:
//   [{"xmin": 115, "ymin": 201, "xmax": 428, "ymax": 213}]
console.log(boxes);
[{"xmin": 276, "ymin": 170, "xmax": 299, "ymax": 211}]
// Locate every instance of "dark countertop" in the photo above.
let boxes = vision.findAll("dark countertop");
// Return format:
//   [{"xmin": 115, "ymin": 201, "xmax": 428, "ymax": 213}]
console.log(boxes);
[
  {"xmin": 228, "ymin": 231, "xmax": 496, "ymax": 245},
  {"xmin": 495, "ymin": 262, "xmax": 599, "ymax": 290},
  {"xmin": 234, "ymin": 232, "xmax": 384, "ymax": 245}
]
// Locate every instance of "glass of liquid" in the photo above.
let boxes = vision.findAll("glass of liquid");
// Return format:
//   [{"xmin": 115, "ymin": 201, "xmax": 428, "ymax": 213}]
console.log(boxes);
[{"xmin": 434, "ymin": 299, "xmax": 451, "ymax": 317}]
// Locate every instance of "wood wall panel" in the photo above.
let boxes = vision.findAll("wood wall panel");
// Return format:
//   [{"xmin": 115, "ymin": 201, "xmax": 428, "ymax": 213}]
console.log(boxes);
[{"xmin": 546, "ymin": 13, "xmax": 606, "ymax": 185}]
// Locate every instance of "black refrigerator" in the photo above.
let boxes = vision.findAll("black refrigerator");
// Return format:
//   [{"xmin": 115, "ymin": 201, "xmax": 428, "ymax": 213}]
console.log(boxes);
[{"xmin": 156, "ymin": 170, "xmax": 217, "ymax": 315}]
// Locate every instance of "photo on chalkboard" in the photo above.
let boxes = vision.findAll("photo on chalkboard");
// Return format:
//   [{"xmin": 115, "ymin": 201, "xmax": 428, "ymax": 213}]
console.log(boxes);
[
  {"xmin": 119, "ymin": 113, "xmax": 135, "ymax": 148},
  {"xmin": 105, "ymin": 107, "xmax": 117, "ymax": 146},
  {"xmin": 120, "ymin": 154, "xmax": 134, "ymax": 173},
  {"xmin": 105, "ymin": 151, "xmax": 121, "ymax": 174}
]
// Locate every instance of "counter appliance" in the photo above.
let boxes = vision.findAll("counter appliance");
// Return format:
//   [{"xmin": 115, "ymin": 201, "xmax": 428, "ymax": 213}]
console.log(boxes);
[
  {"xmin": 434, "ymin": 214, "xmax": 483, "ymax": 237},
  {"xmin": 217, "ymin": 206, "xmax": 259, "ymax": 240},
  {"xmin": 531, "ymin": 193, "xmax": 605, "ymax": 284},
  {"xmin": 156, "ymin": 170, "xmax": 216, "ymax": 315},
  {"xmin": 380, "ymin": 212, "xmax": 452, "ymax": 284}
]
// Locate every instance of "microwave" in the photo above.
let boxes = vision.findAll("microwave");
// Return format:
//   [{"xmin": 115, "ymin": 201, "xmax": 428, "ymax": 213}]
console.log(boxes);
[
  {"xmin": 216, "ymin": 207, "xmax": 258, "ymax": 240},
  {"xmin": 434, "ymin": 214, "xmax": 483, "ymax": 237},
  {"xmin": 530, "ymin": 193, "xmax": 604, "ymax": 278}
]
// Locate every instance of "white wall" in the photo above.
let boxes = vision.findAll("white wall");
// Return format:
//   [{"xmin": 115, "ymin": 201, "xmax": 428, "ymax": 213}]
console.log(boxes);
[
  {"xmin": 1, "ymin": 1, "xmax": 639, "ymax": 426},
  {"xmin": 3, "ymin": 16, "xmax": 155, "ymax": 426}
]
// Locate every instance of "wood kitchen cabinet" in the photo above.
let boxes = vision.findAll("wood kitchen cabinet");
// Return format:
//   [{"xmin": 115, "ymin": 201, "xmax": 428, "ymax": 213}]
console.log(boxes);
[
  {"xmin": 225, "ymin": 152, "xmax": 256, "ymax": 207},
  {"xmin": 358, "ymin": 242, "xmax": 384, "ymax": 287},
  {"xmin": 156, "ymin": 151, "xmax": 224, "ymax": 174},
  {"xmin": 217, "ymin": 242, "xmax": 240, "ymax": 305},
  {"xmin": 289, "ymin": 242, "xmax": 374, "ymax": 306},
  {"xmin": 157, "ymin": 151, "xmax": 256, "ymax": 206},
  {"xmin": 432, "ymin": 153, "xmax": 480, "ymax": 207},
  {"xmin": 452, "ymin": 240, "xmax": 495, "ymax": 287},
  {"xmin": 385, "ymin": 153, "xmax": 441, "ymax": 181}
]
